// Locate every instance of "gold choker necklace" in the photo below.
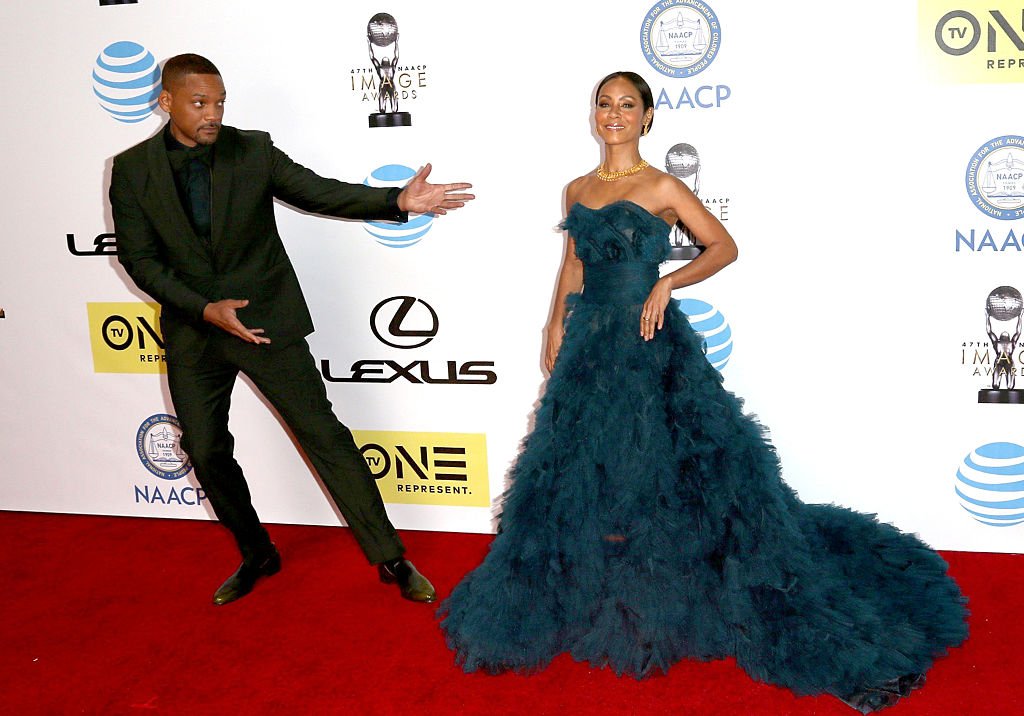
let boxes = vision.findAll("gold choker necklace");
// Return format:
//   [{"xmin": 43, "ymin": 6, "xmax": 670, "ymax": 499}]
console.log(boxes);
[{"xmin": 596, "ymin": 159, "xmax": 649, "ymax": 182}]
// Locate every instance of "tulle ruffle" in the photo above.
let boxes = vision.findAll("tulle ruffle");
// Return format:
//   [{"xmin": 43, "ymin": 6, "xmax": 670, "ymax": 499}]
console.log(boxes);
[
  {"xmin": 439, "ymin": 298, "xmax": 967, "ymax": 702},
  {"xmin": 440, "ymin": 202, "xmax": 967, "ymax": 709}
]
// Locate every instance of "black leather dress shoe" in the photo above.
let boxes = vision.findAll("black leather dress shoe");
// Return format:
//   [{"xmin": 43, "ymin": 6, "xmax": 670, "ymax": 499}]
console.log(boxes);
[
  {"xmin": 378, "ymin": 559, "xmax": 436, "ymax": 603},
  {"xmin": 212, "ymin": 546, "xmax": 281, "ymax": 606}
]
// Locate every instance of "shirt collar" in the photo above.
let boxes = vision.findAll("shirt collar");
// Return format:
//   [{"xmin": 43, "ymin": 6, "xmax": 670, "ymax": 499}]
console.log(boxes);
[{"xmin": 163, "ymin": 122, "xmax": 214, "ymax": 165}]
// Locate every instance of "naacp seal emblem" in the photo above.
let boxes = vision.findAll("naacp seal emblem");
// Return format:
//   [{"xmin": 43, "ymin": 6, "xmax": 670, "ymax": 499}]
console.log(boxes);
[
  {"xmin": 136, "ymin": 414, "xmax": 192, "ymax": 480},
  {"xmin": 640, "ymin": 0, "xmax": 722, "ymax": 78},
  {"xmin": 966, "ymin": 136, "xmax": 1024, "ymax": 220}
]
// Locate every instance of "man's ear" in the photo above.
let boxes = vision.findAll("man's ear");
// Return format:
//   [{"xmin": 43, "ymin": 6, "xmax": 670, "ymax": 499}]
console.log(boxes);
[{"xmin": 157, "ymin": 89, "xmax": 172, "ymax": 114}]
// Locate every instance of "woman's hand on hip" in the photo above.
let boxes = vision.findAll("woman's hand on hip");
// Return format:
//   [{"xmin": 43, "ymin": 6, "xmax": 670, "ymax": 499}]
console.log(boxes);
[{"xmin": 640, "ymin": 278, "xmax": 672, "ymax": 341}]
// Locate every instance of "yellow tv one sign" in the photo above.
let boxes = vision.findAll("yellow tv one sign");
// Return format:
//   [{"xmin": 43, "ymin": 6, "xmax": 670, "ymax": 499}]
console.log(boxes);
[{"xmin": 354, "ymin": 430, "xmax": 490, "ymax": 507}]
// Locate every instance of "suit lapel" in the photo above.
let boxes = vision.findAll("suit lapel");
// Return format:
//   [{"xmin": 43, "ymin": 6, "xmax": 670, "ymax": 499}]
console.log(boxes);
[{"xmin": 142, "ymin": 132, "xmax": 214, "ymax": 263}]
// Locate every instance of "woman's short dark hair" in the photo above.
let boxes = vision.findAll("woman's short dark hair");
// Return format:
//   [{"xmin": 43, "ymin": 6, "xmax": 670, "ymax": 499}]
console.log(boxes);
[{"xmin": 594, "ymin": 71, "xmax": 655, "ymax": 132}]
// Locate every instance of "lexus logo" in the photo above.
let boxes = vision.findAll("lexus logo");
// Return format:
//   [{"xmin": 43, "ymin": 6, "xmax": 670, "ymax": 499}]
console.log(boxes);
[
  {"xmin": 370, "ymin": 296, "xmax": 439, "ymax": 349},
  {"xmin": 322, "ymin": 295, "xmax": 495, "ymax": 384}
]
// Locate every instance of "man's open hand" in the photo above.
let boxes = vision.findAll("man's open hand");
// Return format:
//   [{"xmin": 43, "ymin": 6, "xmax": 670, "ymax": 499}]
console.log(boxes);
[
  {"xmin": 203, "ymin": 299, "xmax": 271, "ymax": 344},
  {"xmin": 397, "ymin": 163, "xmax": 475, "ymax": 215}
]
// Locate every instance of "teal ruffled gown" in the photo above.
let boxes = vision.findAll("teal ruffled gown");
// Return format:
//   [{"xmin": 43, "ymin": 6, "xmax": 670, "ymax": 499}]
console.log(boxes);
[{"xmin": 439, "ymin": 200, "xmax": 968, "ymax": 711}]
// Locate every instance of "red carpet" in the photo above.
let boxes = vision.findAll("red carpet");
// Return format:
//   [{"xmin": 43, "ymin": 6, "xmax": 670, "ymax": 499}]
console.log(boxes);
[{"xmin": 0, "ymin": 511, "xmax": 1016, "ymax": 715}]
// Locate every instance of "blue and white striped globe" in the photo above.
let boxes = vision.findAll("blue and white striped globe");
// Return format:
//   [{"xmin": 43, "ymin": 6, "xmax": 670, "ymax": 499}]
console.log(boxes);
[
  {"xmin": 93, "ymin": 41, "xmax": 161, "ymax": 124},
  {"xmin": 362, "ymin": 164, "xmax": 435, "ymax": 248},
  {"xmin": 678, "ymin": 298, "xmax": 732, "ymax": 371},
  {"xmin": 956, "ymin": 442, "xmax": 1024, "ymax": 527}
]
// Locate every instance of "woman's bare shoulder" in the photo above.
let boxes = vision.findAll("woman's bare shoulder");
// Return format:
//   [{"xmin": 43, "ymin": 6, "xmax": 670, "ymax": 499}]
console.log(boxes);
[{"xmin": 565, "ymin": 171, "xmax": 598, "ymax": 206}]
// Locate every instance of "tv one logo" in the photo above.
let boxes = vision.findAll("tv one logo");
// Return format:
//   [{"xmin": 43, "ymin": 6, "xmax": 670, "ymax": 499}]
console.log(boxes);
[
  {"xmin": 934, "ymin": 8, "xmax": 1024, "ymax": 56},
  {"xmin": 924, "ymin": 3, "xmax": 1024, "ymax": 82},
  {"xmin": 87, "ymin": 302, "xmax": 166, "ymax": 373},
  {"xmin": 354, "ymin": 430, "xmax": 489, "ymax": 507}
]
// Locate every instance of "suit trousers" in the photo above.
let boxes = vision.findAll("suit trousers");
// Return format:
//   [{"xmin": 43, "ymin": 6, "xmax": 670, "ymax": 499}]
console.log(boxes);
[{"xmin": 166, "ymin": 333, "xmax": 405, "ymax": 565}]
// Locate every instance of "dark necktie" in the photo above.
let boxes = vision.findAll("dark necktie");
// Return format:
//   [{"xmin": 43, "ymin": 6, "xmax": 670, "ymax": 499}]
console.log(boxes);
[
  {"xmin": 167, "ymin": 143, "xmax": 213, "ymax": 241},
  {"xmin": 182, "ymin": 146, "xmax": 212, "ymax": 240}
]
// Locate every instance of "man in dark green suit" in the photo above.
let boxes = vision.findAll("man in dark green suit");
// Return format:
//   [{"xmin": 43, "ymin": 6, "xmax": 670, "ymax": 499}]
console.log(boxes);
[{"xmin": 110, "ymin": 54, "xmax": 473, "ymax": 606}]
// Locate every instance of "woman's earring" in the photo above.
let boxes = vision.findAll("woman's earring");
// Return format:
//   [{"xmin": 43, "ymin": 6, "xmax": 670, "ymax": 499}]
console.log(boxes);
[{"xmin": 642, "ymin": 120, "xmax": 651, "ymax": 136}]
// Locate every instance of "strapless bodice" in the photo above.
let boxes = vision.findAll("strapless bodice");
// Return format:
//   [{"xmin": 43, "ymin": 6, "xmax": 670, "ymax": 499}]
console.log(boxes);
[{"xmin": 561, "ymin": 200, "xmax": 670, "ymax": 304}]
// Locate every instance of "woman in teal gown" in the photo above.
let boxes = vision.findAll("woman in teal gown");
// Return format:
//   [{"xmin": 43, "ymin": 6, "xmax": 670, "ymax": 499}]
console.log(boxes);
[{"xmin": 439, "ymin": 72, "xmax": 968, "ymax": 713}]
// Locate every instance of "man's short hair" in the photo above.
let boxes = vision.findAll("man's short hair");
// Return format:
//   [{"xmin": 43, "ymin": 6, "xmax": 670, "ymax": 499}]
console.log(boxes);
[{"xmin": 162, "ymin": 54, "xmax": 221, "ymax": 91}]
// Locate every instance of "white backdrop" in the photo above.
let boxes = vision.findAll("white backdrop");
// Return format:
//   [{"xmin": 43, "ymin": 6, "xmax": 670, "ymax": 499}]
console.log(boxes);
[{"xmin": 1, "ymin": 0, "xmax": 1022, "ymax": 552}]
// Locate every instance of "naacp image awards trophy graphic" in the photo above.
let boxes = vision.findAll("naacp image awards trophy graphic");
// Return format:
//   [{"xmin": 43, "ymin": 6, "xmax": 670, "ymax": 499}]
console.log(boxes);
[
  {"xmin": 665, "ymin": 143, "xmax": 704, "ymax": 261},
  {"xmin": 979, "ymin": 285, "xmax": 1024, "ymax": 404},
  {"xmin": 367, "ymin": 13, "xmax": 411, "ymax": 128}
]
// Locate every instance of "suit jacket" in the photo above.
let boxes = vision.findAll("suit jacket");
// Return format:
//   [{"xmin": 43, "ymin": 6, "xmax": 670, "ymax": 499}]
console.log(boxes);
[{"xmin": 109, "ymin": 125, "xmax": 406, "ymax": 365}]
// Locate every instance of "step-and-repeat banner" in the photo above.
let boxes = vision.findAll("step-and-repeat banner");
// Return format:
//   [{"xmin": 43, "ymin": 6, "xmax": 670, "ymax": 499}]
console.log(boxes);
[{"xmin": 1, "ymin": 1, "xmax": 1022, "ymax": 552}]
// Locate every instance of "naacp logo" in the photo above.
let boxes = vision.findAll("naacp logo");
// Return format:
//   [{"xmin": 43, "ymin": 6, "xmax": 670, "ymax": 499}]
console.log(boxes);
[
  {"xmin": 956, "ymin": 441, "xmax": 1024, "ymax": 527},
  {"xmin": 136, "ymin": 414, "xmax": 192, "ymax": 480},
  {"xmin": 966, "ymin": 136, "xmax": 1024, "ymax": 220},
  {"xmin": 679, "ymin": 298, "xmax": 732, "ymax": 371},
  {"xmin": 362, "ymin": 164, "xmax": 435, "ymax": 247},
  {"xmin": 641, "ymin": 0, "xmax": 722, "ymax": 78},
  {"xmin": 93, "ymin": 41, "xmax": 161, "ymax": 124},
  {"xmin": 371, "ymin": 296, "xmax": 439, "ymax": 349}
]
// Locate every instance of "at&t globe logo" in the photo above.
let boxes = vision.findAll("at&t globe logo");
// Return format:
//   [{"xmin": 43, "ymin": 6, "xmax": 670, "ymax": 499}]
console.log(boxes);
[
  {"xmin": 641, "ymin": 0, "xmax": 722, "ymax": 78},
  {"xmin": 363, "ymin": 164, "xmax": 435, "ymax": 247},
  {"xmin": 93, "ymin": 41, "xmax": 161, "ymax": 124},
  {"xmin": 956, "ymin": 442, "xmax": 1024, "ymax": 527},
  {"xmin": 136, "ymin": 414, "xmax": 192, "ymax": 480},
  {"xmin": 679, "ymin": 298, "xmax": 732, "ymax": 371}
]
